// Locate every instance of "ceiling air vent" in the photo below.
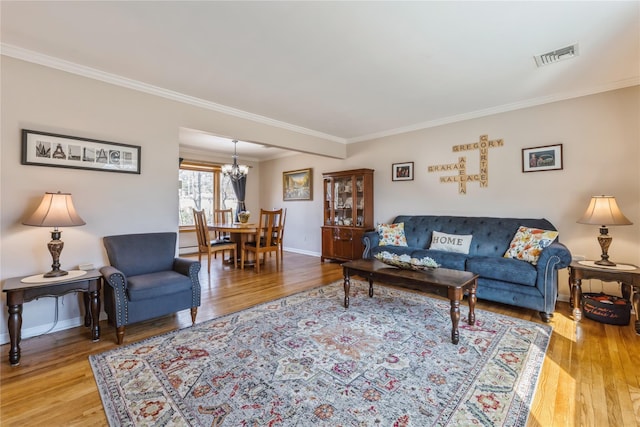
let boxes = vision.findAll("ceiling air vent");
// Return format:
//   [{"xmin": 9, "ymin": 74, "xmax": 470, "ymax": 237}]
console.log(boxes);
[{"xmin": 534, "ymin": 44, "xmax": 579, "ymax": 67}]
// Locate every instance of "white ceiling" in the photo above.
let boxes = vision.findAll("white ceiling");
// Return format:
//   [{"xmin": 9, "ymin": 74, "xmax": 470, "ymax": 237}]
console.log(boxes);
[{"xmin": 2, "ymin": 1, "xmax": 639, "ymax": 160}]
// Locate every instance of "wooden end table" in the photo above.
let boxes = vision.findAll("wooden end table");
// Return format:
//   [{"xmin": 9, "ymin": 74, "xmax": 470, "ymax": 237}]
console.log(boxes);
[
  {"xmin": 3, "ymin": 269, "xmax": 102, "ymax": 366},
  {"xmin": 342, "ymin": 259, "xmax": 478, "ymax": 344},
  {"xmin": 568, "ymin": 261, "xmax": 640, "ymax": 333}
]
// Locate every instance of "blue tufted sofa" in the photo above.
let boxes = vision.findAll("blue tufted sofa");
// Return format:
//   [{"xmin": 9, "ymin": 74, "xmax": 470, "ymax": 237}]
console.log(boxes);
[{"xmin": 362, "ymin": 215, "xmax": 572, "ymax": 321}]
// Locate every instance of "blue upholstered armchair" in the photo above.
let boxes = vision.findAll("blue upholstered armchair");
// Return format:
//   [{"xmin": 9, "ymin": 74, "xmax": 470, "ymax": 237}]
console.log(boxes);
[{"xmin": 100, "ymin": 232, "xmax": 201, "ymax": 344}]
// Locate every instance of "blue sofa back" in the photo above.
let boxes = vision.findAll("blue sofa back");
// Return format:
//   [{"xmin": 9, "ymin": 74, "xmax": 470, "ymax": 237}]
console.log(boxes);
[
  {"xmin": 103, "ymin": 232, "xmax": 177, "ymax": 277},
  {"xmin": 394, "ymin": 215, "xmax": 557, "ymax": 257}
]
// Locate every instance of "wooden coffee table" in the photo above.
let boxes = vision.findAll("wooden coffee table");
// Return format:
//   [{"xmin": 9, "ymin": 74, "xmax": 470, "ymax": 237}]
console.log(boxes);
[{"xmin": 342, "ymin": 259, "xmax": 478, "ymax": 344}]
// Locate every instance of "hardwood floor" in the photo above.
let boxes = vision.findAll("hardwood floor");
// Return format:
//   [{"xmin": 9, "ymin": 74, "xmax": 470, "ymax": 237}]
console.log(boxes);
[{"xmin": 1, "ymin": 252, "xmax": 639, "ymax": 426}]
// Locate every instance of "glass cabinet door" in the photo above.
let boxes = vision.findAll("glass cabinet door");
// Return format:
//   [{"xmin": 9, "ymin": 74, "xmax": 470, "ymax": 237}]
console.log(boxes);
[
  {"xmin": 323, "ymin": 178, "xmax": 333, "ymax": 225},
  {"xmin": 355, "ymin": 174, "xmax": 365, "ymax": 226},
  {"xmin": 333, "ymin": 175, "xmax": 355, "ymax": 226}
]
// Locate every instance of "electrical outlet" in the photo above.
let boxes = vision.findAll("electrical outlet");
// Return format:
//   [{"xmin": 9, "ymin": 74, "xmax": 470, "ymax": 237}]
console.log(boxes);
[
  {"xmin": 78, "ymin": 263, "xmax": 94, "ymax": 271},
  {"xmin": 572, "ymin": 254, "xmax": 586, "ymax": 262}
]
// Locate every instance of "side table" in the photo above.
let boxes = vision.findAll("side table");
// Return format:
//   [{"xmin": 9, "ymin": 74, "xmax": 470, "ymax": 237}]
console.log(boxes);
[
  {"xmin": 2, "ymin": 269, "xmax": 102, "ymax": 366},
  {"xmin": 567, "ymin": 261, "xmax": 640, "ymax": 333}
]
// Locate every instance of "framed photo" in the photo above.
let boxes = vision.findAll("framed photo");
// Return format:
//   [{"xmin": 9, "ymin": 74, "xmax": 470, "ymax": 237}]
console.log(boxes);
[
  {"xmin": 21, "ymin": 129, "xmax": 141, "ymax": 174},
  {"xmin": 522, "ymin": 144, "xmax": 563, "ymax": 173},
  {"xmin": 392, "ymin": 162, "xmax": 414, "ymax": 181},
  {"xmin": 283, "ymin": 168, "xmax": 312, "ymax": 201}
]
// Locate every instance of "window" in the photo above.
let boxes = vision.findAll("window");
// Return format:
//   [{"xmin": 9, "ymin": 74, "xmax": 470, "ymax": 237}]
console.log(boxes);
[{"xmin": 179, "ymin": 160, "xmax": 239, "ymax": 226}]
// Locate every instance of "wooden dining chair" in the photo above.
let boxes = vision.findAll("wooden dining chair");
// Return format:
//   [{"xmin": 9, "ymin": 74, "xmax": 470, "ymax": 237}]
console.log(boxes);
[
  {"xmin": 271, "ymin": 208, "xmax": 286, "ymax": 262},
  {"xmin": 213, "ymin": 208, "xmax": 233, "ymax": 251},
  {"xmin": 193, "ymin": 209, "xmax": 237, "ymax": 272},
  {"xmin": 241, "ymin": 208, "xmax": 282, "ymax": 273}
]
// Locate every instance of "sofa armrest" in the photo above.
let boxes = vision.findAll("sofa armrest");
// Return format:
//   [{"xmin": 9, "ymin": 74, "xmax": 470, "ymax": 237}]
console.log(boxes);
[
  {"xmin": 534, "ymin": 241, "xmax": 572, "ymax": 315},
  {"xmin": 537, "ymin": 241, "xmax": 572, "ymax": 271},
  {"xmin": 362, "ymin": 230, "xmax": 380, "ymax": 259}
]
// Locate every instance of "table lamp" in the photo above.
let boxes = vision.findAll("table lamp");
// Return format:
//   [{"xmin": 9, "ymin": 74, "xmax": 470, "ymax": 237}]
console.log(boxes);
[
  {"xmin": 23, "ymin": 191, "xmax": 86, "ymax": 277},
  {"xmin": 577, "ymin": 195, "xmax": 632, "ymax": 266}
]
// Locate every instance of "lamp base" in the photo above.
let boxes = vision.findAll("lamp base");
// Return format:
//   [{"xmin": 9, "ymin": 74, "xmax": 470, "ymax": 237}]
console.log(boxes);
[
  {"xmin": 43, "ymin": 269, "xmax": 69, "ymax": 278},
  {"xmin": 595, "ymin": 226, "xmax": 616, "ymax": 267},
  {"xmin": 45, "ymin": 230, "xmax": 67, "ymax": 278},
  {"xmin": 594, "ymin": 259, "xmax": 616, "ymax": 267}
]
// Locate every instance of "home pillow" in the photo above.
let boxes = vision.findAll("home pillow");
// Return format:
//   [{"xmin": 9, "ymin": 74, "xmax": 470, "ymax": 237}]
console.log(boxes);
[
  {"xmin": 430, "ymin": 230, "xmax": 473, "ymax": 254},
  {"xmin": 376, "ymin": 223, "xmax": 408, "ymax": 246},
  {"xmin": 504, "ymin": 226, "xmax": 559, "ymax": 265}
]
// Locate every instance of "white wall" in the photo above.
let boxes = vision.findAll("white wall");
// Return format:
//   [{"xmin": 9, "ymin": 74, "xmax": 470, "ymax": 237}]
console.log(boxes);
[
  {"xmin": 0, "ymin": 57, "xmax": 340, "ymax": 344},
  {"xmin": 261, "ymin": 87, "xmax": 640, "ymax": 301}
]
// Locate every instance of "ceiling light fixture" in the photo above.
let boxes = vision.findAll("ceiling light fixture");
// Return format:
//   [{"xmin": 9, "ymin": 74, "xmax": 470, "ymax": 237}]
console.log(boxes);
[{"xmin": 221, "ymin": 139, "xmax": 249, "ymax": 181}]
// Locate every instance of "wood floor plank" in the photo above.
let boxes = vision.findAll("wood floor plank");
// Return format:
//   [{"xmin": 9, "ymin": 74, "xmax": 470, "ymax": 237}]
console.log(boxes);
[{"xmin": 1, "ymin": 252, "xmax": 640, "ymax": 426}]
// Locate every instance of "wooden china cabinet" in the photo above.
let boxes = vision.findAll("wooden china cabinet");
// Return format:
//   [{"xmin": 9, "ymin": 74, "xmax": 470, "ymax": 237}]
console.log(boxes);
[{"xmin": 321, "ymin": 168, "xmax": 374, "ymax": 262}]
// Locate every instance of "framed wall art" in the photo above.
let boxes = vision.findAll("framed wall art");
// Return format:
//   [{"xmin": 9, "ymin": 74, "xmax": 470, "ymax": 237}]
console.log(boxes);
[
  {"xmin": 283, "ymin": 168, "xmax": 312, "ymax": 201},
  {"xmin": 21, "ymin": 129, "xmax": 141, "ymax": 174},
  {"xmin": 522, "ymin": 144, "xmax": 563, "ymax": 173},
  {"xmin": 392, "ymin": 162, "xmax": 414, "ymax": 181}
]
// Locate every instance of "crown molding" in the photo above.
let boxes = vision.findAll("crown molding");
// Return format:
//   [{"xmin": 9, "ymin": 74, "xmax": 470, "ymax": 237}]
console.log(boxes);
[
  {"xmin": 347, "ymin": 77, "xmax": 640, "ymax": 143},
  {"xmin": 1, "ymin": 44, "xmax": 346, "ymax": 144}
]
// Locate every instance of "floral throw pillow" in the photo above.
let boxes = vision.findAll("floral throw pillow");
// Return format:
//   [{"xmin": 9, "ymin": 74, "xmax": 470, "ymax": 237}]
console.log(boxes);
[
  {"xmin": 504, "ymin": 226, "xmax": 559, "ymax": 265},
  {"xmin": 376, "ymin": 223, "xmax": 408, "ymax": 246}
]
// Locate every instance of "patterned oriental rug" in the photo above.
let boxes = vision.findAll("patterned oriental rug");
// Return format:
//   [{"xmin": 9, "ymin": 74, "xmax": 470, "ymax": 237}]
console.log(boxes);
[{"xmin": 90, "ymin": 279, "xmax": 551, "ymax": 426}]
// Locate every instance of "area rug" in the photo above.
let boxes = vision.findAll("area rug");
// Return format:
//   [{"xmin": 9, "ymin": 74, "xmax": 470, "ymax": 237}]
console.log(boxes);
[{"xmin": 90, "ymin": 279, "xmax": 551, "ymax": 426}]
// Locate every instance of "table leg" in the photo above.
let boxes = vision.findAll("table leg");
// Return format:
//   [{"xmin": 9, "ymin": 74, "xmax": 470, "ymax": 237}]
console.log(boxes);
[
  {"xmin": 343, "ymin": 271, "xmax": 351, "ymax": 308},
  {"xmin": 572, "ymin": 277, "xmax": 583, "ymax": 321},
  {"xmin": 83, "ymin": 292, "xmax": 91, "ymax": 327},
  {"xmin": 450, "ymin": 299, "xmax": 460, "ymax": 344},
  {"xmin": 368, "ymin": 278, "xmax": 374, "ymax": 298},
  {"xmin": 631, "ymin": 286, "xmax": 640, "ymax": 335},
  {"xmin": 89, "ymin": 290, "xmax": 100, "ymax": 341},
  {"xmin": 468, "ymin": 280, "xmax": 477, "ymax": 325},
  {"xmin": 568, "ymin": 269, "xmax": 574, "ymax": 308},
  {"xmin": 7, "ymin": 304, "xmax": 22, "ymax": 366}
]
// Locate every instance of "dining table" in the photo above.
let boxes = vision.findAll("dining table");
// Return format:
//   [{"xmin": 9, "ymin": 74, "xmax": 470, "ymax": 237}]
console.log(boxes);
[{"xmin": 209, "ymin": 222, "xmax": 259, "ymax": 266}]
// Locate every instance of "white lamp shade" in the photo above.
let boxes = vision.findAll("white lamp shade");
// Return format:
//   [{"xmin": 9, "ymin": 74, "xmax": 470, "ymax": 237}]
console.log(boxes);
[
  {"xmin": 23, "ymin": 192, "xmax": 86, "ymax": 227},
  {"xmin": 577, "ymin": 195, "xmax": 632, "ymax": 226}
]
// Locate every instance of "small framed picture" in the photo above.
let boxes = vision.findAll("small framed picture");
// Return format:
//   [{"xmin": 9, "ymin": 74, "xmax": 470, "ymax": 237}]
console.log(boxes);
[
  {"xmin": 392, "ymin": 162, "xmax": 414, "ymax": 181},
  {"xmin": 522, "ymin": 144, "xmax": 563, "ymax": 173}
]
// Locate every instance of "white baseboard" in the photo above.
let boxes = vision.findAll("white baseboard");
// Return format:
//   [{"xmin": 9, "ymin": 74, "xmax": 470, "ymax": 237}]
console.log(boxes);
[
  {"xmin": 0, "ymin": 315, "xmax": 86, "ymax": 345},
  {"xmin": 283, "ymin": 247, "xmax": 321, "ymax": 257}
]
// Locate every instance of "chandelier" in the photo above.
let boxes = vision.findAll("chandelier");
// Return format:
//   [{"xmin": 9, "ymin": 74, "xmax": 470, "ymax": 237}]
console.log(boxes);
[{"xmin": 221, "ymin": 139, "xmax": 249, "ymax": 181}]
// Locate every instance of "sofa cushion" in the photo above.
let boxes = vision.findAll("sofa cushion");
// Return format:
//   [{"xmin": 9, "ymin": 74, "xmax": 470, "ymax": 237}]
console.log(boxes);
[
  {"xmin": 430, "ymin": 231, "xmax": 473, "ymax": 254},
  {"xmin": 127, "ymin": 271, "xmax": 194, "ymax": 301},
  {"xmin": 376, "ymin": 222, "xmax": 408, "ymax": 246},
  {"xmin": 504, "ymin": 226, "xmax": 559, "ymax": 265},
  {"xmin": 466, "ymin": 256, "xmax": 537, "ymax": 287}
]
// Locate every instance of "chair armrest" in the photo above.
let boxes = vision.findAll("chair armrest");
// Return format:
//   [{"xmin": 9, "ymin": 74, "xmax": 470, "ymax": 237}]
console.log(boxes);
[
  {"xmin": 100, "ymin": 265, "xmax": 127, "ymax": 291},
  {"xmin": 173, "ymin": 258, "xmax": 202, "ymax": 307},
  {"xmin": 173, "ymin": 257, "xmax": 200, "ymax": 277},
  {"xmin": 362, "ymin": 230, "xmax": 380, "ymax": 259}
]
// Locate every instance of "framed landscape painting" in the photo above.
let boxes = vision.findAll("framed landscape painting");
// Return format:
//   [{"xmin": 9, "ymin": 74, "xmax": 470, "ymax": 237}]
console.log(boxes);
[
  {"xmin": 522, "ymin": 144, "xmax": 563, "ymax": 173},
  {"xmin": 283, "ymin": 168, "xmax": 312, "ymax": 201}
]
